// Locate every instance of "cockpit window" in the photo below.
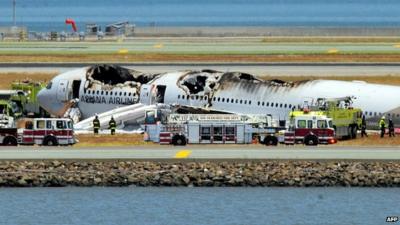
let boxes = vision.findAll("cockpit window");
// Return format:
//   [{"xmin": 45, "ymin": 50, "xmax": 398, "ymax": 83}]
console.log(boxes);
[{"xmin": 46, "ymin": 82, "xmax": 53, "ymax": 89}]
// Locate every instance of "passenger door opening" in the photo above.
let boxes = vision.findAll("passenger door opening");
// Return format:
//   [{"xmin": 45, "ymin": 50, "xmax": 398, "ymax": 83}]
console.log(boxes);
[
  {"xmin": 72, "ymin": 80, "xmax": 81, "ymax": 99},
  {"xmin": 155, "ymin": 85, "xmax": 166, "ymax": 103}
]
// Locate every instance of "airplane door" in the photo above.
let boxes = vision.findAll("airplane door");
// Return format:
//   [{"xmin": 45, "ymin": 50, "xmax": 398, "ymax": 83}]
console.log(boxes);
[
  {"xmin": 140, "ymin": 84, "xmax": 152, "ymax": 105},
  {"xmin": 72, "ymin": 80, "xmax": 81, "ymax": 99},
  {"xmin": 57, "ymin": 80, "xmax": 69, "ymax": 101},
  {"xmin": 155, "ymin": 85, "xmax": 166, "ymax": 103}
]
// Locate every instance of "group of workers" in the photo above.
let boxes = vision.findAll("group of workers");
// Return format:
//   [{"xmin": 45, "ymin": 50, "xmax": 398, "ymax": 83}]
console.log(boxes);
[
  {"xmin": 361, "ymin": 115, "xmax": 395, "ymax": 138},
  {"xmin": 379, "ymin": 116, "xmax": 395, "ymax": 138},
  {"xmin": 92, "ymin": 115, "xmax": 116, "ymax": 135}
]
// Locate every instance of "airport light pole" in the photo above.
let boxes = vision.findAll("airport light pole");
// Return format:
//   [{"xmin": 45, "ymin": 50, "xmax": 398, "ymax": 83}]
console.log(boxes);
[{"xmin": 12, "ymin": 0, "xmax": 16, "ymax": 26}]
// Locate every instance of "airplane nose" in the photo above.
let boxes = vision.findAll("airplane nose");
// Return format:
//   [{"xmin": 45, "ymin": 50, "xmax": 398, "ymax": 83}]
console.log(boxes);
[
  {"xmin": 37, "ymin": 88, "xmax": 50, "ymax": 112},
  {"xmin": 37, "ymin": 87, "xmax": 69, "ymax": 117}
]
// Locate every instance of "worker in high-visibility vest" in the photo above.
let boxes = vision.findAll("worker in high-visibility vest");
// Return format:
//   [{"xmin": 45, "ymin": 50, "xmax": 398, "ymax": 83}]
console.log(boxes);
[
  {"xmin": 389, "ymin": 118, "xmax": 395, "ymax": 137},
  {"xmin": 93, "ymin": 115, "xmax": 100, "ymax": 135},
  {"xmin": 379, "ymin": 116, "xmax": 386, "ymax": 138},
  {"xmin": 109, "ymin": 116, "xmax": 116, "ymax": 135}
]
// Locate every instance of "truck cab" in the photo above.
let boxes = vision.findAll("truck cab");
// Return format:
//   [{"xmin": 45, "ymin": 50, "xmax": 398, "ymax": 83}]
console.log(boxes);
[{"xmin": 285, "ymin": 113, "xmax": 336, "ymax": 145}]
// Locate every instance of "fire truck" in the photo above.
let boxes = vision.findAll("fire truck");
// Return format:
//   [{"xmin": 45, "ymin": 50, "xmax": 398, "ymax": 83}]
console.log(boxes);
[
  {"xmin": 10, "ymin": 80, "xmax": 48, "ymax": 117},
  {"xmin": 142, "ymin": 109, "xmax": 285, "ymax": 146},
  {"xmin": 17, "ymin": 118, "xmax": 76, "ymax": 146},
  {"xmin": 293, "ymin": 97, "xmax": 362, "ymax": 139},
  {"xmin": 284, "ymin": 112, "xmax": 337, "ymax": 146}
]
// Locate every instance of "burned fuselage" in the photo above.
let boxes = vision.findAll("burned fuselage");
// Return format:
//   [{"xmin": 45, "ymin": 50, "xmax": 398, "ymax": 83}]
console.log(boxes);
[
  {"xmin": 76, "ymin": 67, "xmax": 316, "ymax": 119},
  {"xmin": 78, "ymin": 65, "xmax": 159, "ymax": 118}
]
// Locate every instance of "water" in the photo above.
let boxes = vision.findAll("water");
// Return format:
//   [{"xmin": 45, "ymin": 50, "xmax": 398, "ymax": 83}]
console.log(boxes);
[
  {"xmin": 0, "ymin": 0, "xmax": 400, "ymax": 31},
  {"xmin": 0, "ymin": 187, "xmax": 398, "ymax": 225}
]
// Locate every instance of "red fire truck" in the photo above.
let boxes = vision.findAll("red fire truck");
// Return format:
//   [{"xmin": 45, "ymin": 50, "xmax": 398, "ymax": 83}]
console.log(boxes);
[
  {"xmin": 284, "ymin": 112, "xmax": 337, "ymax": 146},
  {"xmin": 17, "ymin": 118, "xmax": 76, "ymax": 146}
]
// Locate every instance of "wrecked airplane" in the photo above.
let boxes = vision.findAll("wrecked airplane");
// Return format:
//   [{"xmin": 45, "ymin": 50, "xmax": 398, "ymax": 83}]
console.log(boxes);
[{"xmin": 37, "ymin": 64, "xmax": 400, "ymax": 129}]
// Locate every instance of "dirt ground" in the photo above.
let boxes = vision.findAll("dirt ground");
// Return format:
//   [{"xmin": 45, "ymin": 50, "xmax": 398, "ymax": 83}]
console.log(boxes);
[
  {"xmin": 0, "ymin": 72, "xmax": 56, "ymax": 89},
  {"xmin": 75, "ymin": 134, "xmax": 147, "ymax": 147},
  {"xmin": 336, "ymin": 134, "xmax": 400, "ymax": 146}
]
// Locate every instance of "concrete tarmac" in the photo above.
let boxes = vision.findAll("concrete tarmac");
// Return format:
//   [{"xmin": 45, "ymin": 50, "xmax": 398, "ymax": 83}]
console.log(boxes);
[
  {"xmin": 1, "ymin": 146, "xmax": 400, "ymax": 161},
  {"xmin": 2, "ymin": 62, "xmax": 400, "ymax": 77}
]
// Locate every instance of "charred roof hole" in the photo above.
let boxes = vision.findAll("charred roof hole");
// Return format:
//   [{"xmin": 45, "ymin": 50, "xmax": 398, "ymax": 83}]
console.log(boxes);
[
  {"xmin": 265, "ymin": 79, "xmax": 311, "ymax": 87},
  {"xmin": 238, "ymin": 73, "xmax": 257, "ymax": 81},
  {"xmin": 209, "ymin": 83, "xmax": 216, "ymax": 89},
  {"xmin": 201, "ymin": 69, "xmax": 220, "ymax": 73},
  {"xmin": 87, "ymin": 64, "xmax": 157, "ymax": 86},
  {"xmin": 220, "ymin": 72, "xmax": 261, "ymax": 83},
  {"xmin": 182, "ymin": 75, "xmax": 208, "ymax": 94}
]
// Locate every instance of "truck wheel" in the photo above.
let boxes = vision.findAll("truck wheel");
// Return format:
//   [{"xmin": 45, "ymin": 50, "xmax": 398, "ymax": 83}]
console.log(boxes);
[
  {"xmin": 43, "ymin": 136, "xmax": 58, "ymax": 146},
  {"xmin": 172, "ymin": 135, "xmax": 186, "ymax": 146},
  {"xmin": 3, "ymin": 136, "xmax": 17, "ymax": 146},
  {"xmin": 351, "ymin": 125, "xmax": 357, "ymax": 139},
  {"xmin": 345, "ymin": 126, "xmax": 353, "ymax": 139},
  {"xmin": 264, "ymin": 136, "xmax": 278, "ymax": 146},
  {"xmin": 304, "ymin": 135, "xmax": 318, "ymax": 146}
]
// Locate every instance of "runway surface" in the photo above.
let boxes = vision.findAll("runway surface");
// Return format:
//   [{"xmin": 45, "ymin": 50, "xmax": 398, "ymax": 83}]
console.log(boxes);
[
  {"xmin": 2, "ymin": 39, "xmax": 400, "ymax": 55},
  {"xmin": 2, "ymin": 62, "xmax": 400, "ymax": 76},
  {"xmin": 1, "ymin": 146, "xmax": 400, "ymax": 160}
]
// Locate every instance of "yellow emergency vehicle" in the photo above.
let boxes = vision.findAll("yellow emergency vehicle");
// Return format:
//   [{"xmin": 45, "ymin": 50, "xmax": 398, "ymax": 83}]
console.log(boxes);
[{"xmin": 290, "ymin": 97, "xmax": 362, "ymax": 139}]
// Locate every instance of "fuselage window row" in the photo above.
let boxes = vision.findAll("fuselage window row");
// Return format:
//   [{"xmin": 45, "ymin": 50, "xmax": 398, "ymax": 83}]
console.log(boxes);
[
  {"xmin": 364, "ymin": 111, "xmax": 400, "ymax": 118},
  {"xmin": 179, "ymin": 94, "xmax": 257, "ymax": 105},
  {"xmin": 83, "ymin": 90, "xmax": 136, "ymax": 97},
  {"xmin": 178, "ymin": 95, "xmax": 296, "ymax": 109}
]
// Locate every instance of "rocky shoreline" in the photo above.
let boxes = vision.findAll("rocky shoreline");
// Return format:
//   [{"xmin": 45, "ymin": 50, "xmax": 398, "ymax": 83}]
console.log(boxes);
[{"xmin": 0, "ymin": 160, "xmax": 399, "ymax": 187}]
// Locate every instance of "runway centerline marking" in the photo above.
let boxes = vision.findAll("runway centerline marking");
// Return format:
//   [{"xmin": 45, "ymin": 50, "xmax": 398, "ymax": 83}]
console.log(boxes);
[{"xmin": 174, "ymin": 150, "xmax": 192, "ymax": 159}]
